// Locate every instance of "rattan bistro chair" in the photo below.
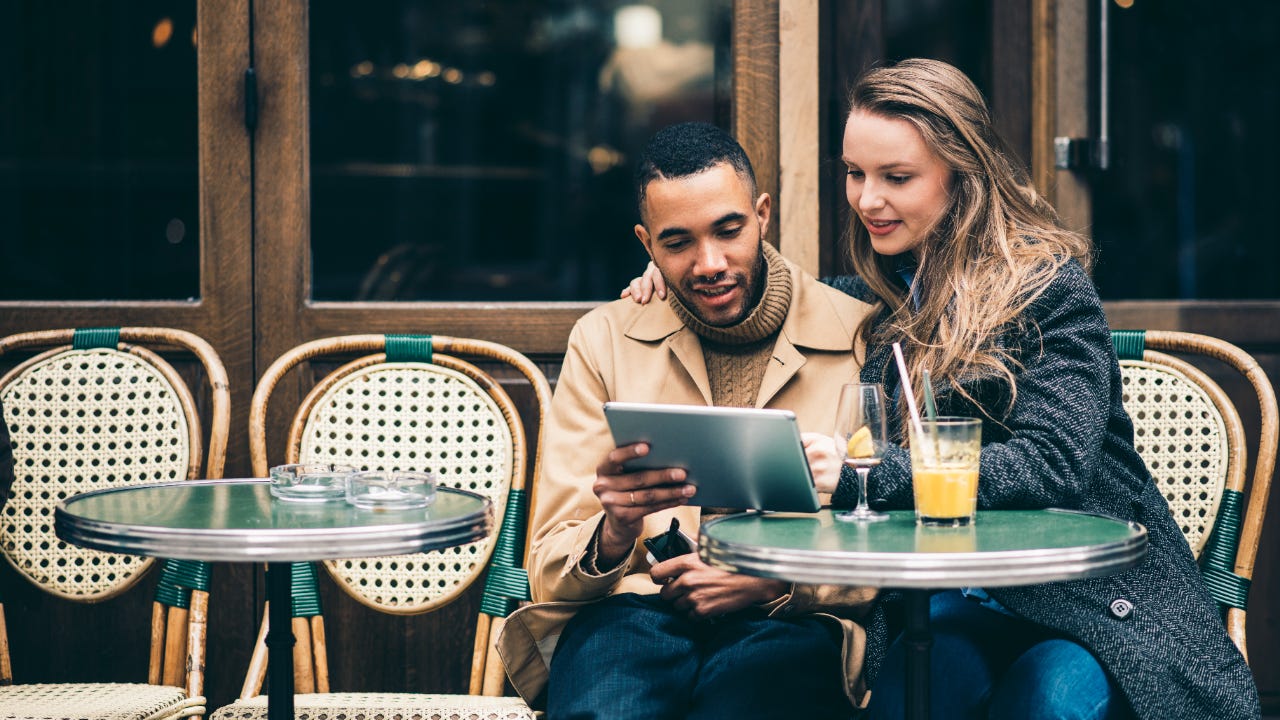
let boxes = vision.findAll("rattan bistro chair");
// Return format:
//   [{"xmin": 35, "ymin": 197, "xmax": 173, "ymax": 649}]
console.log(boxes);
[
  {"xmin": 0, "ymin": 327, "xmax": 230, "ymax": 720},
  {"xmin": 211, "ymin": 334, "xmax": 549, "ymax": 720},
  {"xmin": 1112, "ymin": 329, "xmax": 1277, "ymax": 662}
]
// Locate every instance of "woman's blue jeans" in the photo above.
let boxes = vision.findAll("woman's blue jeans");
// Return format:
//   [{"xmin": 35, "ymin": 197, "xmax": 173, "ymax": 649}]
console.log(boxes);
[
  {"xmin": 867, "ymin": 590, "xmax": 1132, "ymax": 720},
  {"xmin": 546, "ymin": 592, "xmax": 853, "ymax": 720}
]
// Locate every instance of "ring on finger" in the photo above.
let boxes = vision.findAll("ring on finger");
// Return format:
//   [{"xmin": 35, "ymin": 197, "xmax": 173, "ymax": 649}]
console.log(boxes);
[{"xmin": 630, "ymin": 490, "xmax": 637, "ymax": 506}]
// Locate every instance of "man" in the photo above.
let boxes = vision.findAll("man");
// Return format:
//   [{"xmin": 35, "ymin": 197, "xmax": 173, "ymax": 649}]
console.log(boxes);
[{"xmin": 497, "ymin": 123, "xmax": 874, "ymax": 719}]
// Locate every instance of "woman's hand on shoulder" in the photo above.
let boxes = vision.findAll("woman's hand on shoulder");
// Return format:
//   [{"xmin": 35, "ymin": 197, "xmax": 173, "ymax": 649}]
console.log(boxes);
[{"xmin": 620, "ymin": 262, "xmax": 667, "ymax": 304}]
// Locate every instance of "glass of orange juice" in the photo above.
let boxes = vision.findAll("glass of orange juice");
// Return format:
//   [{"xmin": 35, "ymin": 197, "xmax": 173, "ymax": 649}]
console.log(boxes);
[{"xmin": 909, "ymin": 417, "xmax": 981, "ymax": 526}]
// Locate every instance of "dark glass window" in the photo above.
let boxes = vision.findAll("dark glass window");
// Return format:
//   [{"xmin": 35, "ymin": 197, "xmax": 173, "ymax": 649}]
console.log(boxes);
[
  {"xmin": 0, "ymin": 1, "xmax": 199, "ymax": 301},
  {"xmin": 1091, "ymin": 0, "xmax": 1280, "ymax": 300},
  {"xmin": 308, "ymin": 0, "xmax": 732, "ymax": 301},
  {"xmin": 884, "ymin": 0, "xmax": 990, "ymax": 96}
]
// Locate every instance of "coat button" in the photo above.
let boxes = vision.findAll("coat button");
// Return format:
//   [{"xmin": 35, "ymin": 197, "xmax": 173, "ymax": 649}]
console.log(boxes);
[{"xmin": 1108, "ymin": 598, "xmax": 1134, "ymax": 620}]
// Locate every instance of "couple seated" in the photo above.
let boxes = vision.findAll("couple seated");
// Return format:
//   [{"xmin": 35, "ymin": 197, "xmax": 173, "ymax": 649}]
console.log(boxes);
[{"xmin": 496, "ymin": 59, "xmax": 1258, "ymax": 720}]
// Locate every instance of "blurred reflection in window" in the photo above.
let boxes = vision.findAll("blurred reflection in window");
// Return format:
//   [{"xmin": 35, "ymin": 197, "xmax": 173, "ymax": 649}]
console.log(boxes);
[
  {"xmin": 309, "ymin": 1, "xmax": 731, "ymax": 301},
  {"xmin": 1090, "ymin": 1, "xmax": 1280, "ymax": 300},
  {"xmin": 0, "ymin": 2, "xmax": 199, "ymax": 301}
]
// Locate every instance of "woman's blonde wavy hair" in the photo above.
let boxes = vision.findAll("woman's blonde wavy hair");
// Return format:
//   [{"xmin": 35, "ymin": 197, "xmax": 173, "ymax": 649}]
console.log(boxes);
[{"xmin": 845, "ymin": 59, "xmax": 1092, "ymax": 425}]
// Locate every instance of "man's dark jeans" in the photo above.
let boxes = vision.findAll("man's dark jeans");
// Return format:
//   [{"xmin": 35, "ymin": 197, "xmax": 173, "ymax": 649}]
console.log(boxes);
[{"xmin": 546, "ymin": 592, "xmax": 853, "ymax": 720}]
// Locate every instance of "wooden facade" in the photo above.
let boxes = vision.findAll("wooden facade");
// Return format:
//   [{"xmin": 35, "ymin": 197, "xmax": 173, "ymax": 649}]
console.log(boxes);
[{"xmin": 1, "ymin": 0, "xmax": 1277, "ymax": 713}]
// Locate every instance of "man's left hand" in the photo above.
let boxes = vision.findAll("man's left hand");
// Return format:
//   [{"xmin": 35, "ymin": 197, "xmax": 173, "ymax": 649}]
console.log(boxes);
[{"xmin": 650, "ymin": 553, "xmax": 788, "ymax": 620}]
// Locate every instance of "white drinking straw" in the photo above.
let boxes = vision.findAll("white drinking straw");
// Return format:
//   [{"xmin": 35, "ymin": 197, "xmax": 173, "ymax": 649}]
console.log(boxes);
[{"xmin": 892, "ymin": 342, "xmax": 927, "ymax": 444}]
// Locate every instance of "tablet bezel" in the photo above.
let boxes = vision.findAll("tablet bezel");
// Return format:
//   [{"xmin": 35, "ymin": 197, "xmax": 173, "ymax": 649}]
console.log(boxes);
[{"xmin": 602, "ymin": 401, "xmax": 821, "ymax": 513}]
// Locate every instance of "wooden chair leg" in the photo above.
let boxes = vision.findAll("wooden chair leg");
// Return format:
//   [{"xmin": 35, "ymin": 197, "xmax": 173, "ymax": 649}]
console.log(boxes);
[
  {"xmin": 164, "ymin": 606, "xmax": 191, "ymax": 686},
  {"xmin": 310, "ymin": 616, "xmax": 330, "ymax": 693},
  {"xmin": 1226, "ymin": 607, "xmax": 1248, "ymax": 664},
  {"xmin": 482, "ymin": 616, "xmax": 508, "ymax": 696},
  {"xmin": 187, "ymin": 589, "xmax": 209, "ymax": 698},
  {"xmin": 241, "ymin": 608, "xmax": 270, "ymax": 699},
  {"xmin": 291, "ymin": 617, "xmax": 315, "ymax": 693},
  {"xmin": 149, "ymin": 603, "xmax": 167, "ymax": 685},
  {"xmin": 469, "ymin": 614, "xmax": 492, "ymax": 695},
  {"xmin": 0, "ymin": 603, "xmax": 12, "ymax": 685}
]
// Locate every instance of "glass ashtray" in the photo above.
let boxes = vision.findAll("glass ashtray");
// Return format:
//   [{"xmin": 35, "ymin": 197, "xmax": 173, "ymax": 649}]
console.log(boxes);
[
  {"xmin": 346, "ymin": 470, "xmax": 436, "ymax": 510},
  {"xmin": 269, "ymin": 463, "xmax": 357, "ymax": 502}
]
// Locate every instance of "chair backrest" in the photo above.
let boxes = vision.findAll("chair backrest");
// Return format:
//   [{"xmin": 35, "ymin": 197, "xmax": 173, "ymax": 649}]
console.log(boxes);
[
  {"xmin": 247, "ymin": 334, "xmax": 550, "ymax": 695},
  {"xmin": 0, "ymin": 326, "xmax": 229, "ymax": 692},
  {"xmin": 1112, "ymin": 329, "xmax": 1277, "ymax": 661}
]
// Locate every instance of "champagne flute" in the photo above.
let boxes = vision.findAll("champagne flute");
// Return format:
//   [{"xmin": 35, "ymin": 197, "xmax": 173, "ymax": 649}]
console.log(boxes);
[{"xmin": 833, "ymin": 382, "xmax": 889, "ymax": 522}]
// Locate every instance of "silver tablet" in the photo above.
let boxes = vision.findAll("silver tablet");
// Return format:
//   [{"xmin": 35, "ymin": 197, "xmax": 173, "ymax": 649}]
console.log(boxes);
[{"xmin": 603, "ymin": 401, "xmax": 821, "ymax": 513}]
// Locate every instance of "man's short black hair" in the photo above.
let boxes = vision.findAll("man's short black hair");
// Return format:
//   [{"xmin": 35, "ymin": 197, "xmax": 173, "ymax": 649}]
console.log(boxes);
[{"xmin": 634, "ymin": 122, "xmax": 757, "ymax": 221}]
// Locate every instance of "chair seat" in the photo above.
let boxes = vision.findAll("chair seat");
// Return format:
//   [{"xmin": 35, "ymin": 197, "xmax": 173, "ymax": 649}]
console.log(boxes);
[
  {"xmin": 210, "ymin": 693, "xmax": 534, "ymax": 720},
  {"xmin": 0, "ymin": 683, "xmax": 204, "ymax": 720}
]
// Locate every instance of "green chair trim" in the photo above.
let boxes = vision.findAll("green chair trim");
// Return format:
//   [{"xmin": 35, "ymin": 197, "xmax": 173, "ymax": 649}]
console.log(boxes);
[
  {"xmin": 1201, "ymin": 489, "xmax": 1243, "ymax": 570},
  {"xmin": 385, "ymin": 334, "xmax": 433, "ymax": 364},
  {"xmin": 480, "ymin": 488, "xmax": 531, "ymax": 618},
  {"xmin": 72, "ymin": 327, "xmax": 121, "ymax": 350},
  {"xmin": 291, "ymin": 561, "xmax": 324, "ymax": 617},
  {"xmin": 1110, "ymin": 329, "xmax": 1146, "ymax": 361},
  {"xmin": 1201, "ymin": 566, "xmax": 1251, "ymax": 611},
  {"xmin": 1200, "ymin": 489, "xmax": 1247, "ymax": 610},
  {"xmin": 153, "ymin": 559, "xmax": 212, "ymax": 609}
]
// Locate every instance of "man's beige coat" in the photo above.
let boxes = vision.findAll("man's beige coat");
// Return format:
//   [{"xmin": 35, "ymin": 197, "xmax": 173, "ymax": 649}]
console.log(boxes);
[{"xmin": 497, "ymin": 257, "xmax": 878, "ymax": 705}]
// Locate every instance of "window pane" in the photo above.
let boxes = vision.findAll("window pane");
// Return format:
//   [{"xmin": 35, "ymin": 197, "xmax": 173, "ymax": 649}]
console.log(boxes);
[
  {"xmin": 0, "ymin": 1, "xmax": 199, "ymax": 301},
  {"xmin": 1091, "ymin": 1, "xmax": 1280, "ymax": 300},
  {"xmin": 884, "ymin": 0, "xmax": 990, "ymax": 97},
  {"xmin": 309, "ymin": 0, "xmax": 732, "ymax": 301}
]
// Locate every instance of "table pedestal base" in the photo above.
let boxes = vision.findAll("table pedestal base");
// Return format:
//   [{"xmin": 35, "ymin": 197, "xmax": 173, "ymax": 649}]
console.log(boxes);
[
  {"xmin": 903, "ymin": 590, "xmax": 933, "ymax": 720},
  {"xmin": 266, "ymin": 562, "xmax": 296, "ymax": 720}
]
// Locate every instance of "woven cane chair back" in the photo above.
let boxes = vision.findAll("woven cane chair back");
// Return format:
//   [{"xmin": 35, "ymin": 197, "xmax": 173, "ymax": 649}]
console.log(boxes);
[
  {"xmin": 294, "ymin": 355, "xmax": 515, "ymax": 613},
  {"xmin": 228, "ymin": 333, "xmax": 548, "ymax": 716},
  {"xmin": 1112, "ymin": 329, "xmax": 1277, "ymax": 662},
  {"xmin": 0, "ymin": 344, "xmax": 197, "ymax": 599},
  {"xmin": 1118, "ymin": 356, "xmax": 1230, "ymax": 557},
  {"xmin": 0, "ymin": 326, "xmax": 229, "ymax": 718}
]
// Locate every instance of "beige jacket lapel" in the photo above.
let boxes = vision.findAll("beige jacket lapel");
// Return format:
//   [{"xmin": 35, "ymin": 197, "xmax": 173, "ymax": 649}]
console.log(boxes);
[{"xmin": 623, "ymin": 299, "xmax": 714, "ymax": 406}]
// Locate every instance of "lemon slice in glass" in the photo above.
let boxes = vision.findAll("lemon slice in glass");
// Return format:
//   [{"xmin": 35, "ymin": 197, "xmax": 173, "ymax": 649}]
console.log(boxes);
[{"xmin": 846, "ymin": 426, "xmax": 874, "ymax": 458}]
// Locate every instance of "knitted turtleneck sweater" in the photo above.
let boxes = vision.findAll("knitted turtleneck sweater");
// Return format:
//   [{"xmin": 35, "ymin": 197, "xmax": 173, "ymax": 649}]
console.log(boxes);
[{"xmin": 667, "ymin": 242, "xmax": 793, "ymax": 408}]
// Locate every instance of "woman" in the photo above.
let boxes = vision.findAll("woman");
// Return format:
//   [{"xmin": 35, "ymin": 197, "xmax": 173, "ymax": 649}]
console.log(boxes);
[{"xmin": 625, "ymin": 59, "xmax": 1258, "ymax": 720}]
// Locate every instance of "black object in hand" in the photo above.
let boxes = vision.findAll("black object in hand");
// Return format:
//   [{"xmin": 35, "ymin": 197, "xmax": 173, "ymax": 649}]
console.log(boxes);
[{"xmin": 643, "ymin": 517, "xmax": 695, "ymax": 562}]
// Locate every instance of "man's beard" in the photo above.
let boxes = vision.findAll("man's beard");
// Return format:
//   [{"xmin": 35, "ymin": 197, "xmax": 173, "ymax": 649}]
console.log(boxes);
[{"xmin": 669, "ymin": 240, "xmax": 767, "ymax": 327}]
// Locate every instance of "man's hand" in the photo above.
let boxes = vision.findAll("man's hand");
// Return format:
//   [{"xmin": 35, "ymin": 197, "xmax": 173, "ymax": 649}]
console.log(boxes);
[
  {"xmin": 802, "ymin": 431, "xmax": 841, "ymax": 494},
  {"xmin": 594, "ymin": 442, "xmax": 695, "ymax": 567},
  {"xmin": 650, "ymin": 553, "xmax": 788, "ymax": 620}
]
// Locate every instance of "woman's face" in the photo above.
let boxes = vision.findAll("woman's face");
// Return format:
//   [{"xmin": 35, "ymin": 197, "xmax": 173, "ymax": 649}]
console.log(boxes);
[{"xmin": 843, "ymin": 110, "xmax": 953, "ymax": 257}]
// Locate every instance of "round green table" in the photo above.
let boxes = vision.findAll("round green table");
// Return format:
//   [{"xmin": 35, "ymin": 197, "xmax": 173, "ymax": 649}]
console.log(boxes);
[
  {"xmin": 55, "ymin": 478, "xmax": 493, "ymax": 720},
  {"xmin": 700, "ymin": 509, "xmax": 1147, "ymax": 720}
]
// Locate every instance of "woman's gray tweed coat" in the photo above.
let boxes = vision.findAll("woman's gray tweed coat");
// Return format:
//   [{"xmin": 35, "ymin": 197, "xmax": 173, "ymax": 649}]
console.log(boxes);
[{"xmin": 826, "ymin": 260, "xmax": 1259, "ymax": 720}]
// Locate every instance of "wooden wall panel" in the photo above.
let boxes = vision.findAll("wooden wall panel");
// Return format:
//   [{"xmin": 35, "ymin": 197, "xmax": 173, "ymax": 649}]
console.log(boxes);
[
  {"xmin": 734, "ymin": 0, "xmax": 780, "ymax": 249},
  {"xmin": 779, "ymin": 0, "xmax": 820, "ymax": 274}
]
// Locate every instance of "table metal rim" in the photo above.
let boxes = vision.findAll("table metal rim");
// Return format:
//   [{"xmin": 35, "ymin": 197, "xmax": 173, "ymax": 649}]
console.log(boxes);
[
  {"xmin": 699, "ymin": 509, "xmax": 1148, "ymax": 588},
  {"xmin": 54, "ymin": 479, "xmax": 493, "ymax": 562}
]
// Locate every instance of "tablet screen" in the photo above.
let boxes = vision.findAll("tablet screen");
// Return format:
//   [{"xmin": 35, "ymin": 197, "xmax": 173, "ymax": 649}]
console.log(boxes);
[{"xmin": 603, "ymin": 401, "xmax": 820, "ymax": 513}]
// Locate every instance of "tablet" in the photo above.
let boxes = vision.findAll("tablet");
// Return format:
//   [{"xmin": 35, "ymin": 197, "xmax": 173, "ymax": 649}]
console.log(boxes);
[{"xmin": 603, "ymin": 401, "xmax": 821, "ymax": 513}]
